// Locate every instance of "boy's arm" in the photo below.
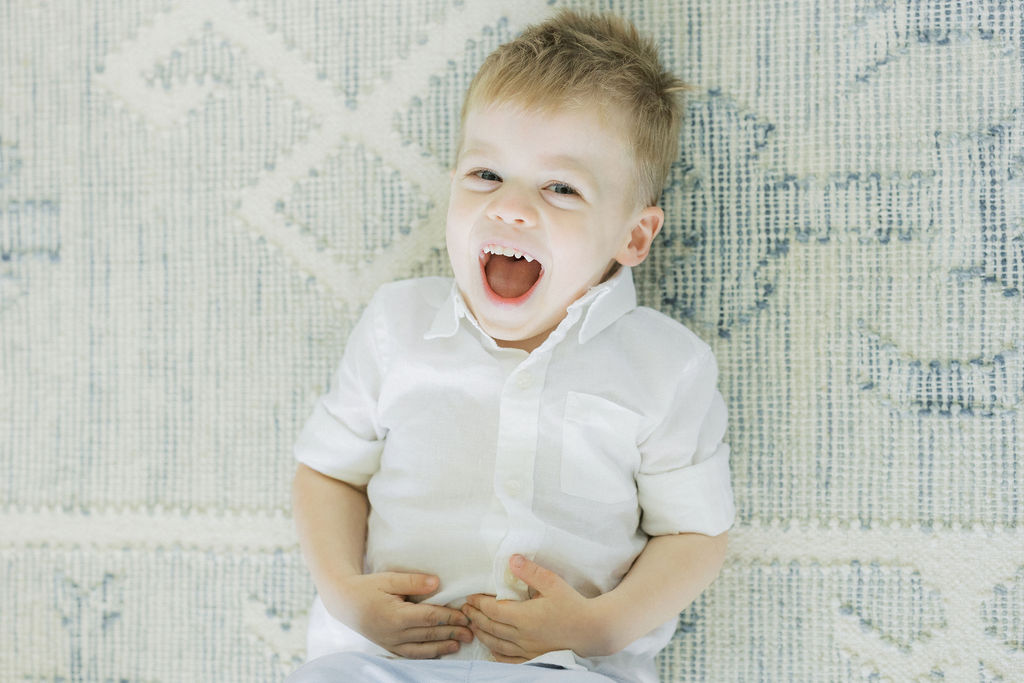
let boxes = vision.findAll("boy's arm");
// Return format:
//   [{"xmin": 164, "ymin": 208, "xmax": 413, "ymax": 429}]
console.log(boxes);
[
  {"xmin": 595, "ymin": 531, "xmax": 728, "ymax": 651},
  {"xmin": 293, "ymin": 463, "xmax": 368, "ymax": 581},
  {"xmin": 462, "ymin": 530, "xmax": 727, "ymax": 662},
  {"xmin": 292, "ymin": 463, "xmax": 473, "ymax": 658}
]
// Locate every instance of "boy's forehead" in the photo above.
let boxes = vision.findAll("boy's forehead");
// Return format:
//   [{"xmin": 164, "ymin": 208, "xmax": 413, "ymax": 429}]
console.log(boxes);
[{"xmin": 459, "ymin": 100, "xmax": 632, "ymax": 159}]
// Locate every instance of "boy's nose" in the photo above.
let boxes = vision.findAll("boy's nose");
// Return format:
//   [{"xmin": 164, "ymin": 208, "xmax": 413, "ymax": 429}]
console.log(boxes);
[{"xmin": 486, "ymin": 186, "xmax": 538, "ymax": 227}]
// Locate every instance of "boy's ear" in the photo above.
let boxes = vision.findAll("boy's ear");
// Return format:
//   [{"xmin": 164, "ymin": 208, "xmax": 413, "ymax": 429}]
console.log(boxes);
[{"xmin": 615, "ymin": 206, "xmax": 664, "ymax": 267}]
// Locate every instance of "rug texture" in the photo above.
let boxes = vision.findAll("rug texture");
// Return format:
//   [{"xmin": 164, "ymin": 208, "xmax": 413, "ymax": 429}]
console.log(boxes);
[{"xmin": 1, "ymin": 0, "xmax": 1022, "ymax": 681}]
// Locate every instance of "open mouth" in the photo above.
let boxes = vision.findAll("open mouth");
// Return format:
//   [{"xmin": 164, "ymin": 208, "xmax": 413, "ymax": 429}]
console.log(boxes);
[{"xmin": 480, "ymin": 245, "xmax": 544, "ymax": 302}]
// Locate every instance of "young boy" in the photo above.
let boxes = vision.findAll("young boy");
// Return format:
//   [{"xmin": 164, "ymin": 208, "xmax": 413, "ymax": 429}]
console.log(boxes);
[{"xmin": 289, "ymin": 10, "xmax": 734, "ymax": 683}]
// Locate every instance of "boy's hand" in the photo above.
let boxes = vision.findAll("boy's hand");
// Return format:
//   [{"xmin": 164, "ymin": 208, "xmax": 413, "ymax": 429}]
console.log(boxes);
[
  {"xmin": 461, "ymin": 556, "xmax": 609, "ymax": 662},
  {"xmin": 325, "ymin": 572, "xmax": 474, "ymax": 659}
]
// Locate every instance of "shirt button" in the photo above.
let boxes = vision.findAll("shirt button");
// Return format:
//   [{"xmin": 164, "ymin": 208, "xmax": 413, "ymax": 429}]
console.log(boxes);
[{"xmin": 515, "ymin": 372, "xmax": 533, "ymax": 390}]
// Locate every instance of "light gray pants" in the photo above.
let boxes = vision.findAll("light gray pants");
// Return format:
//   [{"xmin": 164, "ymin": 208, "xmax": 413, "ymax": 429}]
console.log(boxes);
[{"xmin": 286, "ymin": 652, "xmax": 618, "ymax": 683}]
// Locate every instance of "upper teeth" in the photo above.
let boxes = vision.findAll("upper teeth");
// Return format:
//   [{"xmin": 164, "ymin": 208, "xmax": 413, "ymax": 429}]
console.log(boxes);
[{"xmin": 484, "ymin": 245, "xmax": 534, "ymax": 262}]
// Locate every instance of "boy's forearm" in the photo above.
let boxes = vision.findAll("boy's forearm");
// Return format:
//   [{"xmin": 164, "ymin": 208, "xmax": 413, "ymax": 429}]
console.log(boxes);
[
  {"xmin": 292, "ymin": 463, "xmax": 369, "ymax": 590},
  {"xmin": 591, "ymin": 531, "xmax": 728, "ymax": 654}
]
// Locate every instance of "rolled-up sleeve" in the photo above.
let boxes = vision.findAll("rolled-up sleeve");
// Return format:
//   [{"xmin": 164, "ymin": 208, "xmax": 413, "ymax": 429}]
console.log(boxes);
[
  {"xmin": 293, "ymin": 297, "xmax": 387, "ymax": 487},
  {"xmin": 636, "ymin": 350, "xmax": 735, "ymax": 537}
]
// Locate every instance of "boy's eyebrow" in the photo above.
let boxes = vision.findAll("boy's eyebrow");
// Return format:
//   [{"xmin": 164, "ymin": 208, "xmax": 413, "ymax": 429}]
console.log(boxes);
[
  {"xmin": 456, "ymin": 146, "xmax": 490, "ymax": 161},
  {"xmin": 459, "ymin": 144, "xmax": 598, "ymax": 184}
]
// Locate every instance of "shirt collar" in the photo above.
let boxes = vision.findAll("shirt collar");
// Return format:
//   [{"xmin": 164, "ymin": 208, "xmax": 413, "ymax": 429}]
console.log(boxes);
[
  {"xmin": 424, "ymin": 266, "xmax": 638, "ymax": 347},
  {"xmin": 424, "ymin": 282, "xmax": 470, "ymax": 341},
  {"xmin": 574, "ymin": 266, "xmax": 637, "ymax": 344}
]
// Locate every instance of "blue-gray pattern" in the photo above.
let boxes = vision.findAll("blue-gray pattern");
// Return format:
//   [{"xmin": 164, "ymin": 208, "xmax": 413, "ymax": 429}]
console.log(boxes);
[{"xmin": 1, "ymin": 0, "xmax": 1021, "ymax": 680}]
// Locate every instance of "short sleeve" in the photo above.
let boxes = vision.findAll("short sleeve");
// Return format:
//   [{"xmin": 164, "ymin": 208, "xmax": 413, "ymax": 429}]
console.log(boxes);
[
  {"xmin": 636, "ymin": 350, "xmax": 735, "ymax": 537},
  {"xmin": 293, "ymin": 296, "xmax": 388, "ymax": 487}
]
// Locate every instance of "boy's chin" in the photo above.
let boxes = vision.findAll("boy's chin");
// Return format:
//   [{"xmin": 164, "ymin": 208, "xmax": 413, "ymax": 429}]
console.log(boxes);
[
  {"xmin": 479, "ymin": 321, "xmax": 532, "ymax": 345},
  {"xmin": 491, "ymin": 332, "xmax": 546, "ymax": 352},
  {"xmin": 478, "ymin": 316, "xmax": 559, "ymax": 352}
]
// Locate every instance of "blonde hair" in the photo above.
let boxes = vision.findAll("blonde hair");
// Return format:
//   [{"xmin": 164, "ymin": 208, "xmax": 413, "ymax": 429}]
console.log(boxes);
[{"xmin": 460, "ymin": 9, "xmax": 687, "ymax": 207}]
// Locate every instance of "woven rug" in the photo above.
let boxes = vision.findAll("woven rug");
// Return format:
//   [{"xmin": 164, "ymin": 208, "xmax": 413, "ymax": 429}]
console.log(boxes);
[{"xmin": 2, "ymin": 1, "xmax": 1021, "ymax": 680}]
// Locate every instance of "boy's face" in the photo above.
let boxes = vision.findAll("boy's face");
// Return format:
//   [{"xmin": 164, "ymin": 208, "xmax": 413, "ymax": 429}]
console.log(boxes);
[{"xmin": 446, "ymin": 102, "xmax": 662, "ymax": 352}]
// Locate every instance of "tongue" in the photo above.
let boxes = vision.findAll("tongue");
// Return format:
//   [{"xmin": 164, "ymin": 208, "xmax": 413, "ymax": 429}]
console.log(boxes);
[{"xmin": 485, "ymin": 255, "xmax": 542, "ymax": 299}]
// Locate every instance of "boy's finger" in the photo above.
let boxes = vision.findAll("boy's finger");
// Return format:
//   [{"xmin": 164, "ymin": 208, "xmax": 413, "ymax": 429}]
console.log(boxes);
[
  {"xmin": 464, "ymin": 593, "xmax": 498, "ymax": 612},
  {"xmin": 462, "ymin": 592, "xmax": 495, "ymax": 609},
  {"xmin": 400, "ymin": 625, "xmax": 474, "ymax": 645},
  {"xmin": 462, "ymin": 602, "xmax": 518, "ymax": 640},
  {"xmin": 378, "ymin": 571, "xmax": 439, "ymax": 596},
  {"xmin": 399, "ymin": 602, "xmax": 470, "ymax": 629},
  {"xmin": 465, "ymin": 594, "xmax": 517, "ymax": 625}
]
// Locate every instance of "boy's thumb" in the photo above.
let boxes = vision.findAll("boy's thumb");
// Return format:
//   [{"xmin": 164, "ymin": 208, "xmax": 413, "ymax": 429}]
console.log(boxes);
[{"xmin": 510, "ymin": 555, "xmax": 561, "ymax": 596}]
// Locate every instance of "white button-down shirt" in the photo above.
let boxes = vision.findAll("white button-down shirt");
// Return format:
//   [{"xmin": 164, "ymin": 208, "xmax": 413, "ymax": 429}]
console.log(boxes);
[{"xmin": 294, "ymin": 267, "xmax": 735, "ymax": 683}]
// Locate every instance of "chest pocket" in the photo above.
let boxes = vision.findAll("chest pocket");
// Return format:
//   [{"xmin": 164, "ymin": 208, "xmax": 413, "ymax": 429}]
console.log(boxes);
[{"xmin": 560, "ymin": 392, "xmax": 642, "ymax": 505}]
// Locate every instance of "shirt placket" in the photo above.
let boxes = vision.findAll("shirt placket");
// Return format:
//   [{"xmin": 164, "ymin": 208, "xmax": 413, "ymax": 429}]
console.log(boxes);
[{"xmin": 487, "ymin": 350, "xmax": 551, "ymax": 600}]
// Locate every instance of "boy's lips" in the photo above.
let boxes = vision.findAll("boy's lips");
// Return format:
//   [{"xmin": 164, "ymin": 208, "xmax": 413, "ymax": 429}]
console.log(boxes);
[{"xmin": 479, "ymin": 244, "xmax": 544, "ymax": 304}]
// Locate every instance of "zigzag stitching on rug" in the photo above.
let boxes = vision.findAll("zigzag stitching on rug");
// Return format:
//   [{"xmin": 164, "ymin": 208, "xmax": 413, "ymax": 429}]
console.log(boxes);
[{"xmin": 0, "ymin": 508, "xmax": 296, "ymax": 551}]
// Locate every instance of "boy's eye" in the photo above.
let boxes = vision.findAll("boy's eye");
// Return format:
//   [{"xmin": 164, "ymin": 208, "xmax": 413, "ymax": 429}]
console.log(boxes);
[
  {"xmin": 474, "ymin": 170, "xmax": 502, "ymax": 182},
  {"xmin": 546, "ymin": 182, "xmax": 579, "ymax": 196}
]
